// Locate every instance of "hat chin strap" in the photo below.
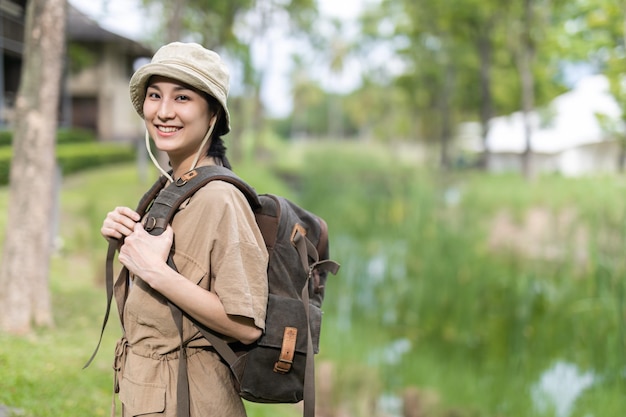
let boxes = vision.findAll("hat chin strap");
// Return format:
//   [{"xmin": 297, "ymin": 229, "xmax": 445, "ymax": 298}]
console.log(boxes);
[
  {"xmin": 144, "ymin": 116, "xmax": 217, "ymax": 184},
  {"xmin": 145, "ymin": 130, "xmax": 174, "ymax": 183},
  {"xmin": 190, "ymin": 115, "xmax": 217, "ymax": 171}
]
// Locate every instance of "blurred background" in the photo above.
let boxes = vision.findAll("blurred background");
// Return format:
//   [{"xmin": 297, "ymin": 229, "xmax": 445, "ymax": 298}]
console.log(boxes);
[{"xmin": 1, "ymin": 0, "xmax": 626, "ymax": 416}]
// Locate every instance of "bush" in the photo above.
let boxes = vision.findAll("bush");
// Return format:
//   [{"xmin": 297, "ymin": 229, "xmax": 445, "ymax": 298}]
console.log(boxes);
[
  {"xmin": 57, "ymin": 128, "xmax": 98, "ymax": 144},
  {"xmin": 0, "ymin": 142, "xmax": 136, "ymax": 185},
  {"xmin": 0, "ymin": 128, "xmax": 97, "ymax": 147},
  {"xmin": 0, "ymin": 130, "xmax": 11, "ymax": 147},
  {"xmin": 0, "ymin": 146, "xmax": 9, "ymax": 184},
  {"xmin": 56, "ymin": 143, "xmax": 136, "ymax": 175}
]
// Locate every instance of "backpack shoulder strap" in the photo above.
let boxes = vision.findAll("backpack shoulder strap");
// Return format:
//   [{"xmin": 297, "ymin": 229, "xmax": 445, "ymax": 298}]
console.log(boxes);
[
  {"xmin": 140, "ymin": 167, "xmax": 259, "ymax": 417},
  {"xmin": 144, "ymin": 166, "xmax": 261, "ymax": 236},
  {"xmin": 84, "ymin": 173, "xmax": 170, "ymax": 369}
]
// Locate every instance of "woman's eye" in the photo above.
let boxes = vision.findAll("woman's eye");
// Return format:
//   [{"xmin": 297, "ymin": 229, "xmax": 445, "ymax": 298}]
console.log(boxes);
[
  {"xmin": 176, "ymin": 95, "xmax": 190, "ymax": 102},
  {"xmin": 147, "ymin": 92, "xmax": 160, "ymax": 99}
]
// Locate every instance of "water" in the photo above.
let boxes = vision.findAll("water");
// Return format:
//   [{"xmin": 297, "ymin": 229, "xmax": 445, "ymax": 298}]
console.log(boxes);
[
  {"xmin": 531, "ymin": 360, "xmax": 596, "ymax": 417},
  {"xmin": 330, "ymin": 234, "xmax": 409, "ymax": 330}
]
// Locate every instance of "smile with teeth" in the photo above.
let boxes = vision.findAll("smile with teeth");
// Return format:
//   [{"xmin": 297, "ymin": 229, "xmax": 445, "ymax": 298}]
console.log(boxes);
[{"xmin": 157, "ymin": 126, "xmax": 181, "ymax": 133}]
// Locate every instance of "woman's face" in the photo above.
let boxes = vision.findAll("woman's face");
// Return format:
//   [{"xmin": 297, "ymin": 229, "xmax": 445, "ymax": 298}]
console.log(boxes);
[{"xmin": 143, "ymin": 76, "xmax": 213, "ymax": 162}]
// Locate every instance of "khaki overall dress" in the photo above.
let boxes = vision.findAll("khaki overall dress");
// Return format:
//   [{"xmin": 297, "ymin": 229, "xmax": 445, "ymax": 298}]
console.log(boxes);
[{"xmin": 114, "ymin": 180, "xmax": 269, "ymax": 417}]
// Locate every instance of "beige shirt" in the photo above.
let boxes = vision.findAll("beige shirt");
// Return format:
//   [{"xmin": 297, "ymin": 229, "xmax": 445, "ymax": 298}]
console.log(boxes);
[{"xmin": 117, "ymin": 180, "xmax": 269, "ymax": 416}]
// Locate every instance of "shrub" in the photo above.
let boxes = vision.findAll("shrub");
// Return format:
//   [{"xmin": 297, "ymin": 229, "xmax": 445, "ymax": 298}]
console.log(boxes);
[
  {"xmin": 57, "ymin": 128, "xmax": 98, "ymax": 144},
  {"xmin": 0, "ymin": 130, "xmax": 10, "ymax": 147},
  {"xmin": 56, "ymin": 143, "xmax": 136, "ymax": 175},
  {"xmin": 0, "ymin": 128, "xmax": 97, "ymax": 147},
  {"xmin": 0, "ymin": 142, "xmax": 136, "ymax": 185},
  {"xmin": 0, "ymin": 146, "xmax": 9, "ymax": 184}
]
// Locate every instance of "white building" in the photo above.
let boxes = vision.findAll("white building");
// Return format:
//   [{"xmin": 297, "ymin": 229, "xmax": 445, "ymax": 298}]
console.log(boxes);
[{"xmin": 459, "ymin": 75, "xmax": 624, "ymax": 177}]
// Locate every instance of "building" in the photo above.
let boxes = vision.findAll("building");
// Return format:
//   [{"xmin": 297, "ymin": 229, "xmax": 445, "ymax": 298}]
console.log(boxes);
[
  {"xmin": 66, "ymin": 4, "xmax": 153, "ymax": 141},
  {"xmin": 0, "ymin": 0, "xmax": 27, "ymax": 122},
  {"xmin": 458, "ymin": 75, "xmax": 624, "ymax": 177},
  {"xmin": 0, "ymin": 1, "xmax": 153, "ymax": 142}
]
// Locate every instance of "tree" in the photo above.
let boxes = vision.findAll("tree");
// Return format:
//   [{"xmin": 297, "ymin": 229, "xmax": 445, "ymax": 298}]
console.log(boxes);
[
  {"xmin": 573, "ymin": 0, "xmax": 626, "ymax": 171},
  {"xmin": 140, "ymin": 0, "xmax": 318, "ymax": 155},
  {"xmin": 504, "ymin": 0, "xmax": 569, "ymax": 179},
  {"xmin": 516, "ymin": 0, "xmax": 538, "ymax": 180},
  {"xmin": 0, "ymin": 0, "xmax": 67, "ymax": 334}
]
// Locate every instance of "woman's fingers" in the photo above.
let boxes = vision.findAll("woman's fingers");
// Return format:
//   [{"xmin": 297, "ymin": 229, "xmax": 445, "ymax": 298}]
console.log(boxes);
[{"xmin": 101, "ymin": 206, "xmax": 141, "ymax": 240}]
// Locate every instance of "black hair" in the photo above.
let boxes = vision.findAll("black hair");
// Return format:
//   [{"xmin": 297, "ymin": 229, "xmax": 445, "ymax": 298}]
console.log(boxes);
[
  {"xmin": 208, "ymin": 135, "xmax": 231, "ymax": 169},
  {"xmin": 205, "ymin": 95, "xmax": 232, "ymax": 170}
]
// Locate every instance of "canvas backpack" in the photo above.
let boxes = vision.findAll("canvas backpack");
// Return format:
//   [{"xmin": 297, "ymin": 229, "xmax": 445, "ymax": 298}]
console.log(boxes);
[{"xmin": 86, "ymin": 165, "xmax": 340, "ymax": 417}]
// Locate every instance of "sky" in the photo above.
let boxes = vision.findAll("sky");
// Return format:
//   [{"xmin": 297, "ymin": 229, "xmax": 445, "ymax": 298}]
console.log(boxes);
[{"xmin": 68, "ymin": 0, "xmax": 370, "ymax": 116}]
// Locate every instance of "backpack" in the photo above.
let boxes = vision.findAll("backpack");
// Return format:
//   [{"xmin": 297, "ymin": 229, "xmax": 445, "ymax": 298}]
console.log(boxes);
[{"xmin": 85, "ymin": 165, "xmax": 340, "ymax": 417}]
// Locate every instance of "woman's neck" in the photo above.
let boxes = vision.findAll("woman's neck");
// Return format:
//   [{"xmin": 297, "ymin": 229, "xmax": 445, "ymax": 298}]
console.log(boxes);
[{"xmin": 171, "ymin": 155, "xmax": 217, "ymax": 179}]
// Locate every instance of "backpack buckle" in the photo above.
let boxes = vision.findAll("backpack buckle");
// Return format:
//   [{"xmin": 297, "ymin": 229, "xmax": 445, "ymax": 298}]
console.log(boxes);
[
  {"xmin": 176, "ymin": 169, "xmax": 198, "ymax": 186},
  {"xmin": 144, "ymin": 216, "xmax": 157, "ymax": 231},
  {"xmin": 290, "ymin": 223, "xmax": 307, "ymax": 243}
]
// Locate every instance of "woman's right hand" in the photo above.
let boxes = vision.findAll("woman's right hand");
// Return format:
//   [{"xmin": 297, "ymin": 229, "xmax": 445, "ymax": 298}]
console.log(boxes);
[{"xmin": 101, "ymin": 206, "xmax": 141, "ymax": 241}]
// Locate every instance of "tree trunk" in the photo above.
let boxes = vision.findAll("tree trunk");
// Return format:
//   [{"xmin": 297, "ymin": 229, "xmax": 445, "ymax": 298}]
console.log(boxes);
[
  {"xmin": 519, "ymin": 0, "xmax": 536, "ymax": 180},
  {"xmin": 477, "ymin": 27, "xmax": 494, "ymax": 170},
  {"xmin": 617, "ymin": 132, "xmax": 626, "ymax": 174},
  {"xmin": 439, "ymin": 57, "xmax": 454, "ymax": 170},
  {"xmin": 0, "ymin": 0, "xmax": 67, "ymax": 334}
]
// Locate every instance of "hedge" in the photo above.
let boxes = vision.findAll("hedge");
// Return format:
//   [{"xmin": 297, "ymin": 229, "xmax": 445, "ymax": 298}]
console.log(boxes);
[
  {"xmin": 0, "ymin": 142, "xmax": 136, "ymax": 185},
  {"xmin": 0, "ymin": 128, "xmax": 97, "ymax": 147}
]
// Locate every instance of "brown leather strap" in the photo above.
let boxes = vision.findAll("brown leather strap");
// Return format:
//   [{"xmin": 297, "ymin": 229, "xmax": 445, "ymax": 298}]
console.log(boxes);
[
  {"xmin": 83, "ymin": 239, "xmax": 118, "ymax": 368},
  {"xmin": 136, "ymin": 174, "xmax": 170, "ymax": 214},
  {"xmin": 169, "ymin": 301, "xmax": 190, "ymax": 417},
  {"xmin": 273, "ymin": 327, "xmax": 298, "ymax": 373},
  {"xmin": 302, "ymin": 275, "xmax": 315, "ymax": 417},
  {"xmin": 84, "ymin": 174, "xmax": 171, "ymax": 369},
  {"xmin": 291, "ymin": 224, "xmax": 319, "ymax": 272}
]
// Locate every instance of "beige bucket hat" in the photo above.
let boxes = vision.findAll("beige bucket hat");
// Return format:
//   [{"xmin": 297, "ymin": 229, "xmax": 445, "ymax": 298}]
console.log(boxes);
[{"xmin": 129, "ymin": 42, "xmax": 231, "ymax": 135}]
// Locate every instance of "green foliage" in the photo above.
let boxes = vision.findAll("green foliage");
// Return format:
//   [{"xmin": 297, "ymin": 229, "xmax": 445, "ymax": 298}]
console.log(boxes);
[
  {"xmin": 278, "ymin": 93, "xmax": 361, "ymax": 139},
  {"xmin": 2, "ymin": 143, "xmax": 626, "ymax": 416},
  {"xmin": 56, "ymin": 143, "xmax": 136, "ymax": 176},
  {"xmin": 0, "ymin": 146, "xmax": 10, "ymax": 184},
  {"xmin": 56, "ymin": 128, "xmax": 98, "ymax": 144},
  {"xmin": 0, "ymin": 127, "xmax": 133, "ymax": 185},
  {"xmin": 0, "ymin": 128, "xmax": 97, "ymax": 147},
  {"xmin": 295, "ymin": 143, "xmax": 626, "ymax": 415},
  {"xmin": 67, "ymin": 43, "xmax": 98, "ymax": 75},
  {"xmin": 0, "ymin": 141, "xmax": 136, "ymax": 186},
  {"xmin": 0, "ymin": 130, "xmax": 10, "ymax": 147}
]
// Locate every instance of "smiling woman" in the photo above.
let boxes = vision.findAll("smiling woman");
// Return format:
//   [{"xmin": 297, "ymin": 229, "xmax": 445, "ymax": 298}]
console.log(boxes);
[
  {"xmin": 142, "ymin": 77, "xmax": 216, "ymax": 174},
  {"xmin": 97, "ymin": 42, "xmax": 269, "ymax": 417},
  {"xmin": 128, "ymin": 42, "xmax": 233, "ymax": 179}
]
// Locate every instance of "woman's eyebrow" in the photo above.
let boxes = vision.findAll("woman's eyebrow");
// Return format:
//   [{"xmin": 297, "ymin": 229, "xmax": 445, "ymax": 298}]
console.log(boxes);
[{"xmin": 147, "ymin": 83, "xmax": 194, "ymax": 93}]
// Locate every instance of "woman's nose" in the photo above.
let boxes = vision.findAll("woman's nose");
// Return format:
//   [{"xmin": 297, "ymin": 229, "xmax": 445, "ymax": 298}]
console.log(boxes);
[{"xmin": 157, "ymin": 100, "xmax": 175, "ymax": 120}]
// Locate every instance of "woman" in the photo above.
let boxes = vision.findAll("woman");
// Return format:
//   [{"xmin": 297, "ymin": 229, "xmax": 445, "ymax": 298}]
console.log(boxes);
[{"xmin": 100, "ymin": 42, "xmax": 269, "ymax": 416}]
